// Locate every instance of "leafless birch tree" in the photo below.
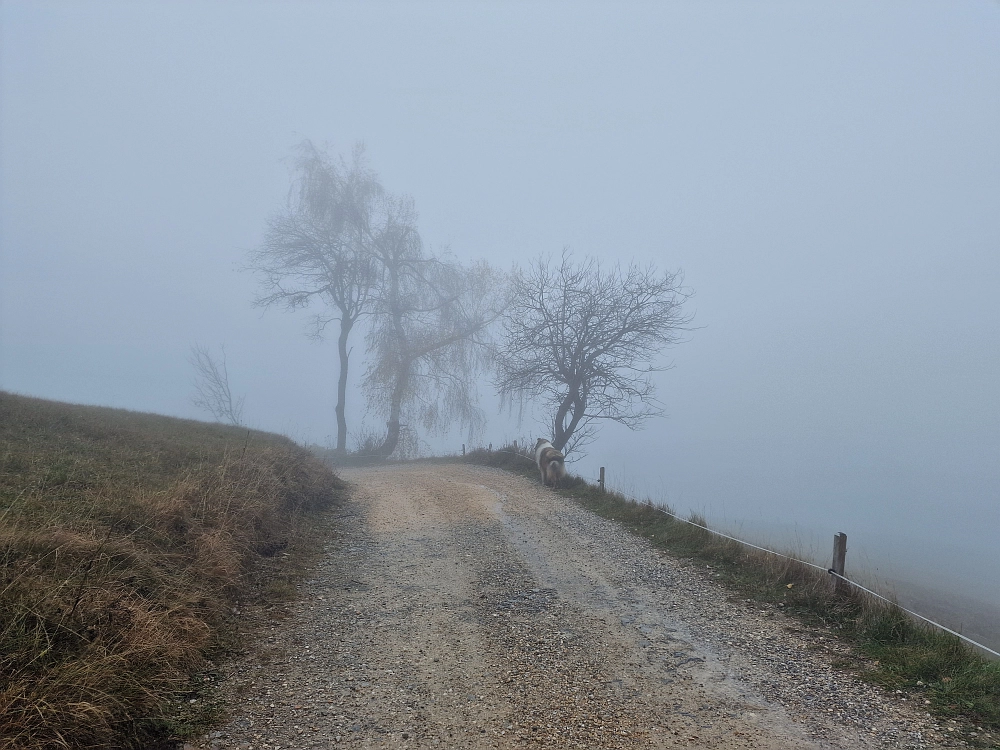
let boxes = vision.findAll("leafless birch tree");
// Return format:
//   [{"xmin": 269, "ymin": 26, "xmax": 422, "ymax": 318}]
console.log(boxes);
[
  {"xmin": 248, "ymin": 139, "xmax": 505, "ymax": 458},
  {"xmin": 361, "ymin": 194, "xmax": 507, "ymax": 458},
  {"xmin": 495, "ymin": 250, "xmax": 692, "ymax": 456},
  {"xmin": 246, "ymin": 141, "xmax": 380, "ymax": 452}
]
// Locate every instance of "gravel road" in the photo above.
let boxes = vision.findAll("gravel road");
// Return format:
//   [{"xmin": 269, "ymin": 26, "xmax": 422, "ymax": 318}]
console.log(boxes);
[{"xmin": 196, "ymin": 463, "xmax": 963, "ymax": 750}]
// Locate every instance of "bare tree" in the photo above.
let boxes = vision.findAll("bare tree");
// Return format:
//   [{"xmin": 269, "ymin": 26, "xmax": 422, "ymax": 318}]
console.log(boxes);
[
  {"xmin": 495, "ymin": 250, "xmax": 692, "ymax": 456},
  {"xmin": 361, "ymin": 193, "xmax": 508, "ymax": 458},
  {"xmin": 246, "ymin": 141, "xmax": 380, "ymax": 452},
  {"xmin": 189, "ymin": 344, "xmax": 245, "ymax": 426}
]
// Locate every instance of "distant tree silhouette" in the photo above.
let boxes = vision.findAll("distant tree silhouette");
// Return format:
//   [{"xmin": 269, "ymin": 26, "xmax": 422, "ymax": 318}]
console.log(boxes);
[
  {"xmin": 249, "ymin": 140, "xmax": 506, "ymax": 458},
  {"xmin": 247, "ymin": 141, "xmax": 380, "ymax": 452},
  {"xmin": 189, "ymin": 344, "xmax": 245, "ymax": 426},
  {"xmin": 360, "ymin": 192, "xmax": 506, "ymax": 457},
  {"xmin": 495, "ymin": 250, "xmax": 692, "ymax": 456}
]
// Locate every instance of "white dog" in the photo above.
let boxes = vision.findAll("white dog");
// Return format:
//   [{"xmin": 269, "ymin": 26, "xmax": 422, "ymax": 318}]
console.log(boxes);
[{"xmin": 534, "ymin": 438, "xmax": 567, "ymax": 488}]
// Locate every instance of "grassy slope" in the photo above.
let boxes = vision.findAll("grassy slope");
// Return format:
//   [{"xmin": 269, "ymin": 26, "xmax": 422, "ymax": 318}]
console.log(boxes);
[
  {"xmin": 459, "ymin": 446, "xmax": 1000, "ymax": 747},
  {"xmin": 0, "ymin": 392, "xmax": 346, "ymax": 750}
]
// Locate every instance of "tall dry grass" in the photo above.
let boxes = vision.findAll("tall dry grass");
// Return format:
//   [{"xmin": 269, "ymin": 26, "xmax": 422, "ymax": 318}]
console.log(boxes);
[{"xmin": 0, "ymin": 392, "xmax": 345, "ymax": 749}]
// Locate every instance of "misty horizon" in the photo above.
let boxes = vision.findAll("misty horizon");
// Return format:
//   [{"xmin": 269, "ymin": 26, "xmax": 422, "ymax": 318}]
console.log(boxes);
[{"xmin": 2, "ymin": 2, "xmax": 998, "ymax": 649}]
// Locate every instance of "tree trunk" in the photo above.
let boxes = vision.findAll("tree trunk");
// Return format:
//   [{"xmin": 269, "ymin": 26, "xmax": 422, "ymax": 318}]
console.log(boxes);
[
  {"xmin": 375, "ymin": 369, "xmax": 407, "ymax": 458},
  {"xmin": 375, "ymin": 255, "xmax": 409, "ymax": 460},
  {"xmin": 552, "ymin": 387, "xmax": 585, "ymax": 452},
  {"xmin": 552, "ymin": 393, "xmax": 573, "ymax": 452},
  {"xmin": 334, "ymin": 317, "xmax": 354, "ymax": 453}
]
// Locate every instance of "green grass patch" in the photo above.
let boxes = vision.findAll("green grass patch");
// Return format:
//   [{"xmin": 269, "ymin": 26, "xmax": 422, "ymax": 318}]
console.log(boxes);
[
  {"xmin": 0, "ymin": 392, "xmax": 347, "ymax": 750},
  {"xmin": 461, "ymin": 443, "xmax": 1000, "ymax": 743}
]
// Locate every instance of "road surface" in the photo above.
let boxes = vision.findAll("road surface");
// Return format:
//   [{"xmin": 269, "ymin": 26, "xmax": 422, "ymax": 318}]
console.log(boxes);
[{"xmin": 201, "ymin": 463, "xmax": 947, "ymax": 749}]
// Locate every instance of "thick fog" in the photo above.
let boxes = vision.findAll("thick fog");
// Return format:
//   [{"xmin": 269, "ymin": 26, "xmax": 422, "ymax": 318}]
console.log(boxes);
[{"xmin": 2, "ymin": 3, "xmax": 998, "ymax": 649}]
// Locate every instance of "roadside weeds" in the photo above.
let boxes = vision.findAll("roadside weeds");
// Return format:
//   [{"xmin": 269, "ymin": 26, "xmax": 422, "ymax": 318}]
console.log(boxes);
[{"xmin": 0, "ymin": 392, "xmax": 347, "ymax": 750}]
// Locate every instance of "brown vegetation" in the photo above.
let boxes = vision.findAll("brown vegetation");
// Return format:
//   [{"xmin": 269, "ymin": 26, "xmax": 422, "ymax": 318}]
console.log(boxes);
[{"xmin": 0, "ymin": 392, "xmax": 345, "ymax": 749}]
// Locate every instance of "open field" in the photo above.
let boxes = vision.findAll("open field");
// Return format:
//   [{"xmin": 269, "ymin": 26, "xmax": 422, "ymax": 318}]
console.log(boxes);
[{"xmin": 0, "ymin": 392, "xmax": 346, "ymax": 750}]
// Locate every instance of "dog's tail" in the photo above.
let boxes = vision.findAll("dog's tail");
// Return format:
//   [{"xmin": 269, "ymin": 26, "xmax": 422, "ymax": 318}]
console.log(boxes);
[
  {"xmin": 551, "ymin": 455, "xmax": 566, "ymax": 477},
  {"xmin": 546, "ymin": 450, "xmax": 567, "ymax": 486}
]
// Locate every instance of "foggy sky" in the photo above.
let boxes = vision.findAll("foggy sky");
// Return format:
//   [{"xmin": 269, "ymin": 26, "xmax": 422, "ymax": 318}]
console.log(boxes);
[{"xmin": 2, "ymin": 2, "xmax": 998, "ymax": 645}]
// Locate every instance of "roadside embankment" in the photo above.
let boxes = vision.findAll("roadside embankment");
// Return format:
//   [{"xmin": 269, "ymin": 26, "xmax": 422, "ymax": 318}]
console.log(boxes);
[
  {"xmin": 0, "ymin": 392, "xmax": 346, "ymax": 750},
  {"xmin": 459, "ymin": 445, "xmax": 1000, "ymax": 746}
]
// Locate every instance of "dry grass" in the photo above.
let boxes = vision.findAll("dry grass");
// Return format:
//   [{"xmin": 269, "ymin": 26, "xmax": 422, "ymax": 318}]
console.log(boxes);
[{"xmin": 0, "ymin": 392, "xmax": 346, "ymax": 749}]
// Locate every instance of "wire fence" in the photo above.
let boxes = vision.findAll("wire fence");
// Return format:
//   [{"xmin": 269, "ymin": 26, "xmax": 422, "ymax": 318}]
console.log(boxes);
[
  {"xmin": 468, "ymin": 444, "xmax": 1000, "ymax": 659},
  {"xmin": 641, "ymin": 496, "xmax": 1000, "ymax": 659}
]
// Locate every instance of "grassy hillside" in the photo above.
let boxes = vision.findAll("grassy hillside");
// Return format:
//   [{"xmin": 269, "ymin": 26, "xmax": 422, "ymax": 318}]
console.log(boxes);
[
  {"xmin": 0, "ymin": 392, "xmax": 346, "ymax": 750},
  {"xmin": 460, "ymin": 445, "xmax": 1000, "ymax": 746}
]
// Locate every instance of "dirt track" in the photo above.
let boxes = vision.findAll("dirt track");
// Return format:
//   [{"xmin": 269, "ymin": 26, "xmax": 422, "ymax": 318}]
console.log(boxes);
[{"xmin": 200, "ymin": 463, "xmax": 950, "ymax": 749}]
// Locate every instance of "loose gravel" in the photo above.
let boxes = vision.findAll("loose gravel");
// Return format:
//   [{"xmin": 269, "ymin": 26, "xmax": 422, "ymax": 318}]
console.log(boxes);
[{"xmin": 192, "ymin": 463, "xmax": 965, "ymax": 749}]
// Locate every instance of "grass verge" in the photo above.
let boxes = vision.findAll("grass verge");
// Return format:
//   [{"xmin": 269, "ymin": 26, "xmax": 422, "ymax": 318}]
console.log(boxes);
[
  {"xmin": 0, "ymin": 392, "xmax": 347, "ymax": 750},
  {"xmin": 460, "ymin": 444, "xmax": 1000, "ymax": 746}
]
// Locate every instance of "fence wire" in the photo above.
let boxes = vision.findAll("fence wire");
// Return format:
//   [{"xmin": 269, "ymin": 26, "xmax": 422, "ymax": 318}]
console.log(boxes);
[
  {"xmin": 646, "ymin": 497, "xmax": 1000, "ymax": 659},
  {"xmin": 478, "ymin": 447, "xmax": 1000, "ymax": 659}
]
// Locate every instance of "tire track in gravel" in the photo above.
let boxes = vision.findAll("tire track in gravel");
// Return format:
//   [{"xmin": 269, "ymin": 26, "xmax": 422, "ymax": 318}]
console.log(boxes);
[{"xmin": 197, "ymin": 463, "xmax": 947, "ymax": 750}]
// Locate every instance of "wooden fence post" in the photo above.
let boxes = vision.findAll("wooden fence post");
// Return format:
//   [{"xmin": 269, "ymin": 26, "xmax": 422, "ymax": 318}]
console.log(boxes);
[
  {"xmin": 831, "ymin": 532, "xmax": 848, "ymax": 595},
  {"xmin": 599, "ymin": 467, "xmax": 605, "ymax": 492}
]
